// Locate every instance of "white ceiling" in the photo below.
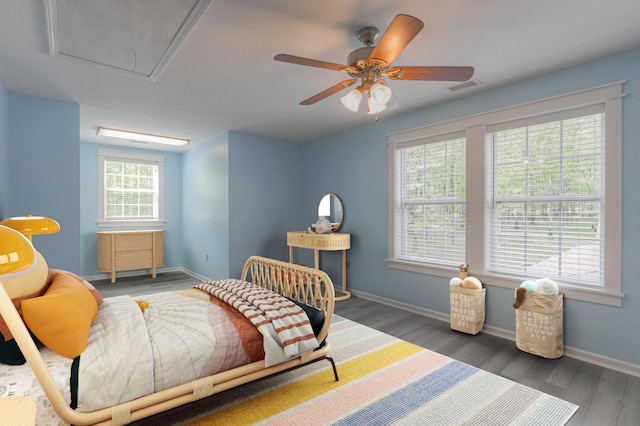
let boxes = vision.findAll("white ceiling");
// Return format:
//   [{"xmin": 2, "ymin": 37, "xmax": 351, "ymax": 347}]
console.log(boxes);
[{"xmin": 1, "ymin": 0, "xmax": 639, "ymax": 153}]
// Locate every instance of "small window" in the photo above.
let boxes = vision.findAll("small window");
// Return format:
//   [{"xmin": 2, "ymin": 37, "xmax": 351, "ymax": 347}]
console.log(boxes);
[{"xmin": 98, "ymin": 149, "xmax": 164, "ymax": 227}]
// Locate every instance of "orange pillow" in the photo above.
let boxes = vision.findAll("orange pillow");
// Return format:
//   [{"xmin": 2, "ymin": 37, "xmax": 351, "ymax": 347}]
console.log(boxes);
[
  {"xmin": 22, "ymin": 272, "xmax": 98, "ymax": 358},
  {"xmin": 50, "ymin": 269, "xmax": 103, "ymax": 306}
]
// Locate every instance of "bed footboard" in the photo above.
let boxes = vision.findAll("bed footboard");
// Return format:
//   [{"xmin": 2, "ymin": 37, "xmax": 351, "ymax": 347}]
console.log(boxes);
[{"xmin": 241, "ymin": 255, "xmax": 335, "ymax": 345}]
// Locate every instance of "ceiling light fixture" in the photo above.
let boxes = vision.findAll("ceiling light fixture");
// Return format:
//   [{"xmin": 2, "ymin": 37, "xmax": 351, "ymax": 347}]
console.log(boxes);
[
  {"xmin": 340, "ymin": 80, "xmax": 393, "ymax": 114},
  {"xmin": 369, "ymin": 82, "xmax": 392, "ymax": 106},
  {"xmin": 340, "ymin": 87, "xmax": 364, "ymax": 112},
  {"xmin": 367, "ymin": 102, "xmax": 387, "ymax": 115},
  {"xmin": 97, "ymin": 127, "xmax": 189, "ymax": 147}
]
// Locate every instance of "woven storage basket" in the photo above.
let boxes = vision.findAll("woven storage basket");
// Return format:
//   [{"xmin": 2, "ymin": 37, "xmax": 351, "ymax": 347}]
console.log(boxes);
[
  {"xmin": 515, "ymin": 292, "xmax": 563, "ymax": 358},
  {"xmin": 450, "ymin": 286, "xmax": 486, "ymax": 335}
]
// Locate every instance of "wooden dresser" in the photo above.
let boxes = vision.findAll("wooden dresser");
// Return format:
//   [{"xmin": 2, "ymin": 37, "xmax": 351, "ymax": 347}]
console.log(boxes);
[
  {"xmin": 97, "ymin": 230, "xmax": 164, "ymax": 283},
  {"xmin": 287, "ymin": 231, "xmax": 351, "ymax": 300}
]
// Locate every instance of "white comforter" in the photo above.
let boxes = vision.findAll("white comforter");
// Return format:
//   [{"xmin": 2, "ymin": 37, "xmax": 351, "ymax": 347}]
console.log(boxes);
[
  {"xmin": 78, "ymin": 290, "xmax": 297, "ymax": 412},
  {"xmin": 1, "ymin": 294, "xmax": 218, "ymax": 421},
  {"xmin": 76, "ymin": 295, "xmax": 154, "ymax": 412}
]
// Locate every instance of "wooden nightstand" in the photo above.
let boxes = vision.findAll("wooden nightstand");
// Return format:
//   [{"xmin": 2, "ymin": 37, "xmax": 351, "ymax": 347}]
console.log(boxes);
[{"xmin": 0, "ymin": 397, "xmax": 36, "ymax": 426}]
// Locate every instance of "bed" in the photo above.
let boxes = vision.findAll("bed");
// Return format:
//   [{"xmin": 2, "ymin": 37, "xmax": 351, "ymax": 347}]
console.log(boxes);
[{"xmin": 0, "ymin": 256, "xmax": 337, "ymax": 425}]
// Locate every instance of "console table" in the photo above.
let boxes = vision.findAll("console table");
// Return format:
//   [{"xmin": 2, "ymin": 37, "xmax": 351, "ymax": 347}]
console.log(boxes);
[
  {"xmin": 287, "ymin": 231, "xmax": 351, "ymax": 300},
  {"xmin": 97, "ymin": 230, "xmax": 164, "ymax": 283}
]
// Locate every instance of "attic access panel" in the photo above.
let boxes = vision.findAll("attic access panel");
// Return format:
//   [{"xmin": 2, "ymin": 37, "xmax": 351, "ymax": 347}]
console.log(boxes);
[{"xmin": 45, "ymin": 0, "xmax": 210, "ymax": 80}]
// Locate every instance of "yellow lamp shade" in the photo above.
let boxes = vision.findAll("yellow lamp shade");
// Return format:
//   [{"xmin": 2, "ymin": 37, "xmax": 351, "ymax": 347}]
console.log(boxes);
[
  {"xmin": 1, "ymin": 215, "xmax": 60, "ymax": 241},
  {"xmin": 0, "ymin": 225, "xmax": 36, "ymax": 278}
]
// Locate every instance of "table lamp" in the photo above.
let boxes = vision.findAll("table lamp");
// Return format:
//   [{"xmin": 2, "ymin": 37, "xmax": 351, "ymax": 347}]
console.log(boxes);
[
  {"xmin": 1, "ymin": 215, "xmax": 60, "ymax": 242},
  {"xmin": 0, "ymin": 224, "xmax": 38, "ymax": 336}
]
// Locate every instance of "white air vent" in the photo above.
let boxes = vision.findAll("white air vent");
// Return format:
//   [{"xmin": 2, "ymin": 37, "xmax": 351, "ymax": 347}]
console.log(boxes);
[{"xmin": 447, "ymin": 79, "xmax": 482, "ymax": 92}]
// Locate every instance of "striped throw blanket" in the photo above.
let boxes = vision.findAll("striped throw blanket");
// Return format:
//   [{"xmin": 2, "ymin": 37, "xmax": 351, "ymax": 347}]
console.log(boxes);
[{"xmin": 196, "ymin": 280, "xmax": 319, "ymax": 366}]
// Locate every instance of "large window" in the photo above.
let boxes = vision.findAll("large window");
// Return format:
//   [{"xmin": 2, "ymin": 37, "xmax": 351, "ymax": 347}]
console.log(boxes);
[
  {"xmin": 487, "ymin": 107, "xmax": 604, "ymax": 286},
  {"xmin": 394, "ymin": 133, "xmax": 466, "ymax": 265},
  {"xmin": 388, "ymin": 83, "xmax": 623, "ymax": 306},
  {"xmin": 98, "ymin": 149, "xmax": 165, "ymax": 227}
]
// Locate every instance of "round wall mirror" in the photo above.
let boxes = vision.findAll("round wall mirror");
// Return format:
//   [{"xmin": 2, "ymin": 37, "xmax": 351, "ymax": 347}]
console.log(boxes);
[{"xmin": 318, "ymin": 193, "xmax": 344, "ymax": 232}]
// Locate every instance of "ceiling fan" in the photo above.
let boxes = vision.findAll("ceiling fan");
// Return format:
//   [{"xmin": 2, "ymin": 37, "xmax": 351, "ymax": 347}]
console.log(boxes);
[{"xmin": 274, "ymin": 14, "xmax": 474, "ymax": 114}]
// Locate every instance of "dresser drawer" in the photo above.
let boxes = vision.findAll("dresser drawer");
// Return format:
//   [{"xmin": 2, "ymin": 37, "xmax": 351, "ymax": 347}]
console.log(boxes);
[
  {"xmin": 115, "ymin": 233, "xmax": 153, "ymax": 251},
  {"xmin": 115, "ymin": 250, "xmax": 153, "ymax": 270}
]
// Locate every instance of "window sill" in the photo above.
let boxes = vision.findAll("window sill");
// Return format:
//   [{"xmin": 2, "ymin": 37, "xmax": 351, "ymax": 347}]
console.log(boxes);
[
  {"xmin": 97, "ymin": 220, "xmax": 166, "ymax": 228},
  {"xmin": 387, "ymin": 259, "xmax": 623, "ymax": 307}
]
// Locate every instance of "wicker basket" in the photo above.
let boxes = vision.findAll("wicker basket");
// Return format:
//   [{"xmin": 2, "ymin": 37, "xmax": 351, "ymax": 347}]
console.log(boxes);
[
  {"xmin": 450, "ymin": 286, "xmax": 486, "ymax": 335},
  {"xmin": 515, "ymin": 293, "xmax": 563, "ymax": 358}
]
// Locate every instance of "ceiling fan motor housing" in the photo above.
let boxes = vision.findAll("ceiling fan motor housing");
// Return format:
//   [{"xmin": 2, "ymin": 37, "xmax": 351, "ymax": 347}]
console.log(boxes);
[
  {"xmin": 356, "ymin": 26, "xmax": 380, "ymax": 46},
  {"xmin": 347, "ymin": 46, "xmax": 375, "ymax": 67}
]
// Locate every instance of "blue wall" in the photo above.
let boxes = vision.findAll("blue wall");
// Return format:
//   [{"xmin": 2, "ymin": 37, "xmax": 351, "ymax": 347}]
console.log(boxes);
[
  {"xmin": 6, "ymin": 93, "xmax": 81, "ymax": 272},
  {"xmin": 180, "ymin": 131, "xmax": 301, "ymax": 279},
  {"xmin": 181, "ymin": 132, "xmax": 230, "ymax": 278},
  {"xmin": 227, "ymin": 132, "xmax": 301, "ymax": 277},
  {"xmin": 300, "ymin": 47, "xmax": 640, "ymax": 367}
]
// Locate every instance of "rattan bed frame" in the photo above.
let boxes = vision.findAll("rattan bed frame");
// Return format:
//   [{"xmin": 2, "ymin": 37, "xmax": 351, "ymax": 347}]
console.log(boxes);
[{"xmin": 0, "ymin": 256, "xmax": 337, "ymax": 425}]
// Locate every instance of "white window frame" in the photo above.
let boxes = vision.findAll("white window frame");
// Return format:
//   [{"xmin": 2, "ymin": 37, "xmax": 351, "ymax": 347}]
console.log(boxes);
[
  {"xmin": 98, "ymin": 149, "xmax": 165, "ymax": 228},
  {"xmin": 393, "ymin": 131, "xmax": 468, "ymax": 268},
  {"xmin": 388, "ymin": 82, "xmax": 624, "ymax": 306}
]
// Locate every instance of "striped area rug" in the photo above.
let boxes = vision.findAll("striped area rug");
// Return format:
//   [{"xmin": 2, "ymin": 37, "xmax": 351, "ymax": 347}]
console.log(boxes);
[{"xmin": 184, "ymin": 316, "xmax": 578, "ymax": 425}]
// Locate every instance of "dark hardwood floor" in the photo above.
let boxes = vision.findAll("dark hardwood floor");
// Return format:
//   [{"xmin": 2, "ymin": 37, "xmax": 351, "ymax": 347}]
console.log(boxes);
[
  {"xmin": 91, "ymin": 270, "xmax": 203, "ymax": 297},
  {"xmin": 91, "ymin": 272, "xmax": 640, "ymax": 426},
  {"xmin": 333, "ymin": 296, "xmax": 640, "ymax": 426}
]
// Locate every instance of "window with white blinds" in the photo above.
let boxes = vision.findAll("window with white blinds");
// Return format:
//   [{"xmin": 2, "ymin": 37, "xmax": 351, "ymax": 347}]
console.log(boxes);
[
  {"xmin": 486, "ymin": 106, "xmax": 604, "ymax": 287},
  {"xmin": 394, "ymin": 134, "xmax": 466, "ymax": 266},
  {"xmin": 388, "ymin": 82, "xmax": 623, "ymax": 306},
  {"xmin": 98, "ymin": 149, "xmax": 165, "ymax": 227}
]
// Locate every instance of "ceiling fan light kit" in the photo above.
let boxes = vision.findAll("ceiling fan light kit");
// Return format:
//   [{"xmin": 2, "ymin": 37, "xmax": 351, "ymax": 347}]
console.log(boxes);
[
  {"xmin": 369, "ymin": 82, "xmax": 392, "ymax": 106},
  {"xmin": 274, "ymin": 14, "xmax": 474, "ymax": 115},
  {"xmin": 367, "ymin": 102, "xmax": 387, "ymax": 115},
  {"xmin": 340, "ymin": 87, "xmax": 364, "ymax": 112}
]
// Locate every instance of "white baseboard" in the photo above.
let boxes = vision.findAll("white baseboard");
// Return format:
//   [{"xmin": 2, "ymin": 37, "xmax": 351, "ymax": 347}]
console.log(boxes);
[
  {"xmin": 84, "ymin": 267, "xmax": 210, "ymax": 283},
  {"xmin": 349, "ymin": 289, "xmax": 640, "ymax": 378},
  {"xmin": 178, "ymin": 268, "xmax": 210, "ymax": 282}
]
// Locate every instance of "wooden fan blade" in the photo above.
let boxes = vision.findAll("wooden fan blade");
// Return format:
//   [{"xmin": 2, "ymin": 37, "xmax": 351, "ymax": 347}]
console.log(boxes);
[
  {"xmin": 369, "ymin": 14, "xmax": 424, "ymax": 66},
  {"xmin": 300, "ymin": 79, "xmax": 357, "ymax": 105},
  {"xmin": 388, "ymin": 66, "xmax": 475, "ymax": 81},
  {"xmin": 274, "ymin": 53, "xmax": 348, "ymax": 71}
]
